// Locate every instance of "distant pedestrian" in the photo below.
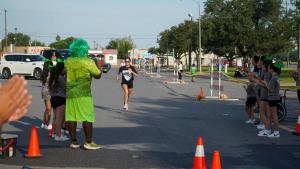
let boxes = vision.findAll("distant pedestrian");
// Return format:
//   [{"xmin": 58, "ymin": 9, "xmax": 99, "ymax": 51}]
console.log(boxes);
[
  {"xmin": 290, "ymin": 60, "xmax": 300, "ymax": 103},
  {"xmin": 191, "ymin": 64, "xmax": 197, "ymax": 82},
  {"xmin": 244, "ymin": 73, "xmax": 256, "ymax": 124},
  {"xmin": 264, "ymin": 62, "xmax": 282, "ymax": 138},
  {"xmin": 49, "ymin": 61, "xmax": 69, "ymax": 141},
  {"xmin": 117, "ymin": 57, "xmax": 138, "ymax": 110},
  {"xmin": 40, "ymin": 54, "xmax": 57, "ymax": 130},
  {"xmin": 65, "ymin": 39, "xmax": 102, "ymax": 149},
  {"xmin": 178, "ymin": 61, "xmax": 183, "ymax": 83}
]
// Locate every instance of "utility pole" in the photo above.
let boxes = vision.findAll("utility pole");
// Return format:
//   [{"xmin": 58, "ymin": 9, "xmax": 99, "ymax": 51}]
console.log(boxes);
[{"xmin": 4, "ymin": 9, "xmax": 8, "ymax": 52}]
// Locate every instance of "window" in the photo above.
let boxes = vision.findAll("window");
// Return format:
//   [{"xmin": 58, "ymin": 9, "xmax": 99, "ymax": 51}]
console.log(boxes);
[
  {"xmin": 5, "ymin": 55, "xmax": 22, "ymax": 61},
  {"xmin": 28, "ymin": 55, "xmax": 43, "ymax": 62},
  {"xmin": 109, "ymin": 56, "xmax": 114, "ymax": 60}
]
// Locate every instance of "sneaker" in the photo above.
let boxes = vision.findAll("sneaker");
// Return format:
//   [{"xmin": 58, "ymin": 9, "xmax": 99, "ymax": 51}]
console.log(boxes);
[
  {"xmin": 258, "ymin": 129, "xmax": 271, "ymax": 137},
  {"xmin": 70, "ymin": 141, "xmax": 80, "ymax": 149},
  {"xmin": 268, "ymin": 131, "xmax": 280, "ymax": 138},
  {"xmin": 46, "ymin": 124, "xmax": 53, "ymax": 130},
  {"xmin": 257, "ymin": 124, "xmax": 265, "ymax": 130},
  {"xmin": 41, "ymin": 123, "xmax": 46, "ymax": 129},
  {"xmin": 123, "ymin": 104, "xmax": 128, "ymax": 111},
  {"xmin": 245, "ymin": 119, "xmax": 255, "ymax": 124},
  {"xmin": 61, "ymin": 129, "xmax": 69, "ymax": 134},
  {"xmin": 84, "ymin": 141, "xmax": 102, "ymax": 150},
  {"xmin": 54, "ymin": 134, "xmax": 69, "ymax": 141}
]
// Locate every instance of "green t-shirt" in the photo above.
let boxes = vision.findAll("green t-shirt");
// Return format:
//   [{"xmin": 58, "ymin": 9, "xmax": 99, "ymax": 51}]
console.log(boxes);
[
  {"xmin": 66, "ymin": 57, "xmax": 100, "ymax": 98},
  {"xmin": 191, "ymin": 67, "xmax": 197, "ymax": 76}
]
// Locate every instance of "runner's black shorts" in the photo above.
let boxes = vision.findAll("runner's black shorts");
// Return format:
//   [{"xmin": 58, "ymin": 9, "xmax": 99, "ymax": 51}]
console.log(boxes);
[
  {"xmin": 246, "ymin": 97, "xmax": 256, "ymax": 107},
  {"xmin": 268, "ymin": 100, "xmax": 280, "ymax": 107},
  {"xmin": 121, "ymin": 81, "xmax": 133, "ymax": 89},
  {"xmin": 51, "ymin": 96, "xmax": 66, "ymax": 109}
]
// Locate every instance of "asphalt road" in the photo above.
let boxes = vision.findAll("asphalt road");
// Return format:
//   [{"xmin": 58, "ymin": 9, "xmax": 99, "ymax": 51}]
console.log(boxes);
[{"xmin": 0, "ymin": 68, "xmax": 300, "ymax": 169}]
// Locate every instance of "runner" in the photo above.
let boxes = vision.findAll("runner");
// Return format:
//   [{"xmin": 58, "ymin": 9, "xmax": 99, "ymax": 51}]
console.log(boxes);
[
  {"xmin": 65, "ymin": 39, "xmax": 102, "ymax": 149},
  {"xmin": 117, "ymin": 57, "xmax": 138, "ymax": 111},
  {"xmin": 49, "ymin": 61, "xmax": 69, "ymax": 141},
  {"xmin": 257, "ymin": 58, "xmax": 272, "ymax": 136},
  {"xmin": 40, "ymin": 54, "xmax": 56, "ymax": 130},
  {"xmin": 264, "ymin": 62, "xmax": 282, "ymax": 138}
]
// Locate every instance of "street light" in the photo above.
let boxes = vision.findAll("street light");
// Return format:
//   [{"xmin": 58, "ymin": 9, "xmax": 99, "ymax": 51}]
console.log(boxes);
[{"xmin": 193, "ymin": 0, "xmax": 202, "ymax": 73}]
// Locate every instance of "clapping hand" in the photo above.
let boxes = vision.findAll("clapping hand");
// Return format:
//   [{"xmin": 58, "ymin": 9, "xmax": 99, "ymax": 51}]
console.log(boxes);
[{"xmin": 0, "ymin": 76, "xmax": 32, "ymax": 125}]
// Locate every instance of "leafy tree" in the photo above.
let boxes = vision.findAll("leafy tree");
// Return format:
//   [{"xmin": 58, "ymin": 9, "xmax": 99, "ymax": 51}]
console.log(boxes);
[
  {"xmin": 1, "ymin": 32, "xmax": 46, "ymax": 49},
  {"xmin": 106, "ymin": 37, "xmax": 135, "ymax": 59},
  {"xmin": 49, "ymin": 37, "xmax": 75, "ymax": 49},
  {"xmin": 30, "ymin": 40, "xmax": 46, "ymax": 46}
]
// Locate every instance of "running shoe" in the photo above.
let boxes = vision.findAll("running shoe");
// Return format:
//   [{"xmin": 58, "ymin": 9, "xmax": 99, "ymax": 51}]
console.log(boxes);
[
  {"xmin": 267, "ymin": 131, "xmax": 280, "ymax": 138},
  {"xmin": 54, "ymin": 134, "xmax": 69, "ymax": 141},
  {"xmin": 70, "ymin": 141, "xmax": 80, "ymax": 149},
  {"xmin": 45, "ymin": 124, "xmax": 52, "ymax": 130},
  {"xmin": 84, "ymin": 141, "xmax": 102, "ymax": 150},
  {"xmin": 41, "ymin": 123, "xmax": 46, "ymax": 129},
  {"xmin": 123, "ymin": 104, "xmax": 128, "ymax": 111},
  {"xmin": 245, "ymin": 119, "xmax": 255, "ymax": 124},
  {"xmin": 256, "ymin": 124, "xmax": 265, "ymax": 130},
  {"xmin": 257, "ymin": 129, "xmax": 271, "ymax": 137}
]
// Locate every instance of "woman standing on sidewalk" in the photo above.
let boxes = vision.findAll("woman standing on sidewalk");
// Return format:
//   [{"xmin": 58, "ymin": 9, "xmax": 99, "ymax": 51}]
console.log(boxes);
[
  {"xmin": 117, "ymin": 57, "xmax": 138, "ymax": 110},
  {"xmin": 65, "ymin": 39, "xmax": 102, "ymax": 149},
  {"xmin": 40, "ymin": 54, "xmax": 56, "ymax": 130}
]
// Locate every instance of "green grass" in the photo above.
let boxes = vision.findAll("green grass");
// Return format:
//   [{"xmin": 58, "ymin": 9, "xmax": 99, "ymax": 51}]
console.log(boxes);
[{"xmin": 183, "ymin": 66, "xmax": 296, "ymax": 86}]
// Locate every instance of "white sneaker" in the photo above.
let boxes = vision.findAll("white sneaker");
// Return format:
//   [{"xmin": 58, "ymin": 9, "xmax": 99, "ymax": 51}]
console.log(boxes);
[
  {"xmin": 258, "ymin": 129, "xmax": 271, "ymax": 137},
  {"xmin": 123, "ymin": 104, "xmax": 128, "ymax": 111},
  {"xmin": 41, "ymin": 123, "xmax": 46, "ymax": 129},
  {"xmin": 245, "ymin": 119, "xmax": 255, "ymax": 124},
  {"xmin": 54, "ymin": 134, "xmax": 69, "ymax": 141},
  {"xmin": 44, "ymin": 124, "xmax": 52, "ymax": 130},
  {"xmin": 61, "ymin": 129, "xmax": 69, "ymax": 134},
  {"xmin": 268, "ymin": 131, "xmax": 280, "ymax": 138},
  {"xmin": 257, "ymin": 124, "xmax": 265, "ymax": 130}
]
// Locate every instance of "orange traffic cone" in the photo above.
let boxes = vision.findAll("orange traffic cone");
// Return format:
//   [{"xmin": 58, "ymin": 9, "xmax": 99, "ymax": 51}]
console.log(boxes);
[
  {"xmin": 211, "ymin": 150, "xmax": 222, "ymax": 169},
  {"xmin": 24, "ymin": 126, "xmax": 42, "ymax": 158},
  {"xmin": 192, "ymin": 137, "xmax": 207, "ymax": 169},
  {"xmin": 292, "ymin": 112, "xmax": 300, "ymax": 136},
  {"xmin": 197, "ymin": 88, "xmax": 205, "ymax": 101}
]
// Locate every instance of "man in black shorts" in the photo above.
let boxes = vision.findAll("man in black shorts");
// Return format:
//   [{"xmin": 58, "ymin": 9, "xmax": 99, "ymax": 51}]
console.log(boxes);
[{"xmin": 117, "ymin": 57, "xmax": 138, "ymax": 110}]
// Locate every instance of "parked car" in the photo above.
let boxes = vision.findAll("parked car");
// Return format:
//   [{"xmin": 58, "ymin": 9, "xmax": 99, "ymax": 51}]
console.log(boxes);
[
  {"xmin": 0, "ymin": 53, "xmax": 44, "ymax": 79},
  {"xmin": 40, "ymin": 49, "xmax": 70, "ymax": 60},
  {"xmin": 102, "ymin": 63, "xmax": 111, "ymax": 73}
]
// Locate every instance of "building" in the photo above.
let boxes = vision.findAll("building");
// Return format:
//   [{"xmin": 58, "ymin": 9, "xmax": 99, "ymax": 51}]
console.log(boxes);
[{"xmin": 102, "ymin": 49, "xmax": 118, "ymax": 66}]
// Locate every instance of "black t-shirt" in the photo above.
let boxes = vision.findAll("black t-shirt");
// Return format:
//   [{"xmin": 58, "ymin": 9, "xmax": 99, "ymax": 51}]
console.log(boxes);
[{"xmin": 118, "ymin": 65, "xmax": 137, "ymax": 83}]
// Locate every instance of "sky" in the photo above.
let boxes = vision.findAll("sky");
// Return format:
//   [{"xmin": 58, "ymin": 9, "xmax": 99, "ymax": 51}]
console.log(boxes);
[{"xmin": 0, "ymin": 0, "xmax": 205, "ymax": 49}]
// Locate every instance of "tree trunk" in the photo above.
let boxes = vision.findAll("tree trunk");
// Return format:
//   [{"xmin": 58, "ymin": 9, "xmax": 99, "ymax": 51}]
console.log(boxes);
[{"xmin": 188, "ymin": 49, "xmax": 192, "ymax": 71}]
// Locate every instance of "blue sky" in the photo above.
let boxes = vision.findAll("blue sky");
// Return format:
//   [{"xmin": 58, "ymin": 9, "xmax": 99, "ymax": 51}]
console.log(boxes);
[{"xmin": 0, "ymin": 0, "xmax": 204, "ymax": 49}]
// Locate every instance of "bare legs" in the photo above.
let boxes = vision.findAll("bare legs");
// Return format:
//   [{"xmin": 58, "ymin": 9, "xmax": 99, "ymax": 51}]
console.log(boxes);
[
  {"xmin": 122, "ymin": 84, "xmax": 133, "ymax": 106},
  {"xmin": 43, "ymin": 100, "xmax": 52, "ymax": 125},
  {"xmin": 68, "ymin": 121, "xmax": 92, "ymax": 143},
  {"xmin": 53, "ymin": 105, "xmax": 65, "ymax": 136}
]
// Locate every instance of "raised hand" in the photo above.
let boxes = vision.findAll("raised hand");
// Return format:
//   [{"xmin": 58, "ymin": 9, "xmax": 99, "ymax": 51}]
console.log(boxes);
[{"xmin": 0, "ymin": 75, "xmax": 32, "ymax": 125}]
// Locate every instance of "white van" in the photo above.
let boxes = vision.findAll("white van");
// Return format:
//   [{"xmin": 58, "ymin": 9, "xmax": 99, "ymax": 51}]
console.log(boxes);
[{"xmin": 0, "ymin": 53, "xmax": 44, "ymax": 79}]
